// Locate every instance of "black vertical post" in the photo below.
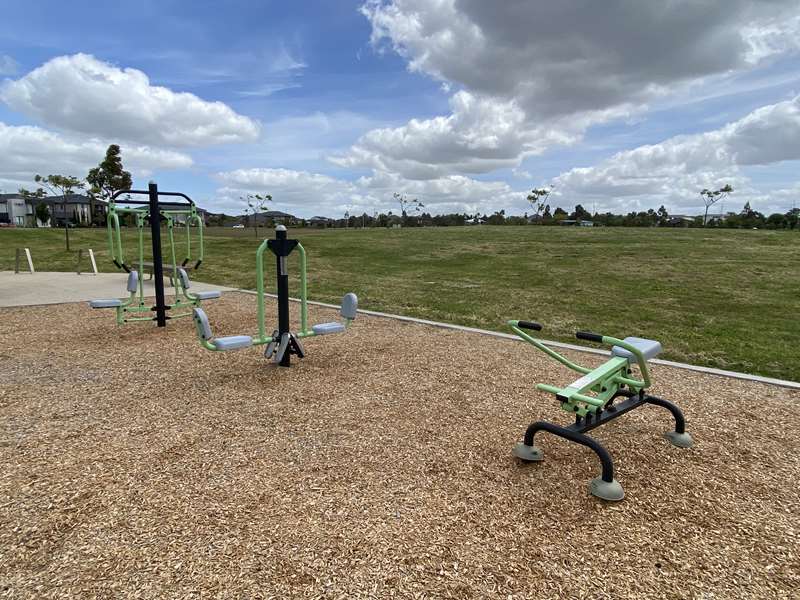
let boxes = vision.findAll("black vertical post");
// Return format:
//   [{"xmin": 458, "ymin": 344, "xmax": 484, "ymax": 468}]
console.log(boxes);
[
  {"xmin": 148, "ymin": 182, "xmax": 167, "ymax": 327},
  {"xmin": 275, "ymin": 226, "xmax": 291, "ymax": 366}
]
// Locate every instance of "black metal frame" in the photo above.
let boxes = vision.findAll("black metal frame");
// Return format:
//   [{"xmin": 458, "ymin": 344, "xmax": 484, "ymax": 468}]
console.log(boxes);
[
  {"xmin": 110, "ymin": 183, "xmax": 195, "ymax": 327},
  {"xmin": 519, "ymin": 391, "xmax": 687, "ymax": 483},
  {"xmin": 267, "ymin": 227, "xmax": 302, "ymax": 367}
]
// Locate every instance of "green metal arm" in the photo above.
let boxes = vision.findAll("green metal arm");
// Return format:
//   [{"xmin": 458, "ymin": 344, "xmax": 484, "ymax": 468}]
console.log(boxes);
[
  {"xmin": 297, "ymin": 243, "xmax": 309, "ymax": 335},
  {"xmin": 508, "ymin": 320, "xmax": 591, "ymax": 375},
  {"xmin": 106, "ymin": 208, "xmax": 124, "ymax": 268},
  {"xmin": 596, "ymin": 335, "xmax": 652, "ymax": 388}
]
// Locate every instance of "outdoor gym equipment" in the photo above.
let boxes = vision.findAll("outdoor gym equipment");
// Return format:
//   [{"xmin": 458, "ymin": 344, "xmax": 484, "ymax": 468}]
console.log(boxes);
[
  {"xmin": 508, "ymin": 320, "xmax": 693, "ymax": 501},
  {"xmin": 192, "ymin": 225, "xmax": 357, "ymax": 367},
  {"xmin": 90, "ymin": 182, "xmax": 218, "ymax": 325}
]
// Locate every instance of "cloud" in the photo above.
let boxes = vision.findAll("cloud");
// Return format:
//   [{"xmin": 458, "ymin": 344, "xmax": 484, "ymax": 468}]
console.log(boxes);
[
  {"xmin": 0, "ymin": 121, "xmax": 192, "ymax": 192},
  {"xmin": 236, "ymin": 82, "xmax": 302, "ymax": 97},
  {"xmin": 213, "ymin": 167, "xmax": 525, "ymax": 216},
  {"xmin": 363, "ymin": 0, "xmax": 799, "ymax": 119},
  {"xmin": 0, "ymin": 54, "xmax": 261, "ymax": 147},
  {"xmin": 343, "ymin": 0, "xmax": 800, "ymax": 179},
  {"xmin": 0, "ymin": 54, "xmax": 18, "ymax": 76},
  {"xmin": 552, "ymin": 95, "xmax": 800, "ymax": 213},
  {"xmin": 332, "ymin": 91, "xmax": 581, "ymax": 179}
]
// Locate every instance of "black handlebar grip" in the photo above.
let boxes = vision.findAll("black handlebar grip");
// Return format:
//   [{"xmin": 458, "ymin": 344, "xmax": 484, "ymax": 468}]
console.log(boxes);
[
  {"xmin": 518, "ymin": 320, "xmax": 543, "ymax": 331},
  {"xmin": 576, "ymin": 331, "xmax": 603, "ymax": 343}
]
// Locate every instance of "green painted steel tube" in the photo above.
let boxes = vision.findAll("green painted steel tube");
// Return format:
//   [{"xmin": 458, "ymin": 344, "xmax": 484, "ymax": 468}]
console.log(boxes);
[
  {"xmin": 136, "ymin": 214, "xmax": 145, "ymax": 301},
  {"xmin": 613, "ymin": 374, "xmax": 646, "ymax": 389},
  {"xmin": 165, "ymin": 214, "xmax": 180, "ymax": 297},
  {"xmin": 601, "ymin": 335, "xmax": 652, "ymax": 387},
  {"xmin": 569, "ymin": 391, "xmax": 606, "ymax": 407},
  {"xmin": 107, "ymin": 210, "xmax": 116, "ymax": 263},
  {"xmin": 193, "ymin": 213, "xmax": 204, "ymax": 263},
  {"xmin": 509, "ymin": 321, "xmax": 591, "ymax": 374},
  {"xmin": 107, "ymin": 209, "xmax": 125, "ymax": 267},
  {"xmin": 255, "ymin": 237, "xmax": 270, "ymax": 342},
  {"xmin": 536, "ymin": 383, "xmax": 564, "ymax": 395},
  {"xmin": 297, "ymin": 243, "xmax": 309, "ymax": 334}
]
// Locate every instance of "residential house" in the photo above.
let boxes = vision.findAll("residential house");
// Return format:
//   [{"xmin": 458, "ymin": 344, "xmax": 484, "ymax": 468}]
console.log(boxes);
[
  {"xmin": 559, "ymin": 219, "xmax": 595, "ymax": 227},
  {"xmin": 0, "ymin": 193, "xmax": 106, "ymax": 227},
  {"xmin": 0, "ymin": 193, "xmax": 29, "ymax": 226},
  {"xmin": 308, "ymin": 216, "xmax": 332, "ymax": 227}
]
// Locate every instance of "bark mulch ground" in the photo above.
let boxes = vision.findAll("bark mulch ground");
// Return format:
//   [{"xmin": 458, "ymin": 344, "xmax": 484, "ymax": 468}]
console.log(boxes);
[{"xmin": 1, "ymin": 293, "xmax": 798, "ymax": 598}]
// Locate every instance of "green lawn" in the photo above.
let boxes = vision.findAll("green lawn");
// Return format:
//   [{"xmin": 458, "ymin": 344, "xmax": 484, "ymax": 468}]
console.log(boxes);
[{"xmin": 2, "ymin": 225, "xmax": 798, "ymax": 381}]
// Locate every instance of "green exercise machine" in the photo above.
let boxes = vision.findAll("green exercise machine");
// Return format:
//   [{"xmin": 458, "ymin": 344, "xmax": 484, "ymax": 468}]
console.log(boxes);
[
  {"xmin": 193, "ymin": 225, "xmax": 357, "ymax": 366},
  {"xmin": 89, "ymin": 183, "xmax": 220, "ymax": 325},
  {"xmin": 508, "ymin": 320, "xmax": 693, "ymax": 501}
]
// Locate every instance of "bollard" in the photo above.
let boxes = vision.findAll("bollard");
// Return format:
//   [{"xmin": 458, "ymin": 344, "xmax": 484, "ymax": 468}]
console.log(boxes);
[{"xmin": 14, "ymin": 248, "xmax": 35, "ymax": 274}]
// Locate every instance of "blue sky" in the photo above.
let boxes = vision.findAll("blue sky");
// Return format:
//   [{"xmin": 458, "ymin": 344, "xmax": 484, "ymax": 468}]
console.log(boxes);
[{"xmin": 1, "ymin": 1, "xmax": 800, "ymax": 217}]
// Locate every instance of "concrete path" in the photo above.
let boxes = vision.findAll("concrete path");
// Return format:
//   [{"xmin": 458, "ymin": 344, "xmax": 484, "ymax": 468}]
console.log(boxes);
[{"xmin": 0, "ymin": 271, "xmax": 233, "ymax": 307}]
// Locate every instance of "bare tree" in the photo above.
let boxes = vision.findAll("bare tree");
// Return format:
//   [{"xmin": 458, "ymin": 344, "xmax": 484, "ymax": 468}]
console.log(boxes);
[
  {"xmin": 701, "ymin": 184, "xmax": 734, "ymax": 226},
  {"xmin": 241, "ymin": 193, "xmax": 272, "ymax": 238},
  {"xmin": 394, "ymin": 192, "xmax": 424, "ymax": 225},
  {"xmin": 526, "ymin": 186, "xmax": 553, "ymax": 223}
]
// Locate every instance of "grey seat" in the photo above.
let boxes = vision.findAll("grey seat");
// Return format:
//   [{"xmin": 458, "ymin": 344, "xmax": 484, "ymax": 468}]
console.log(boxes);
[
  {"xmin": 194, "ymin": 290, "xmax": 221, "ymax": 300},
  {"xmin": 312, "ymin": 322, "xmax": 346, "ymax": 335},
  {"xmin": 340, "ymin": 293, "xmax": 358, "ymax": 319},
  {"xmin": 193, "ymin": 307, "xmax": 252, "ymax": 351},
  {"xmin": 212, "ymin": 335, "xmax": 253, "ymax": 351},
  {"xmin": 89, "ymin": 271, "xmax": 139, "ymax": 308},
  {"xmin": 177, "ymin": 268, "xmax": 192, "ymax": 289},
  {"xmin": 611, "ymin": 337, "xmax": 663, "ymax": 363},
  {"xmin": 90, "ymin": 298, "xmax": 123, "ymax": 308},
  {"xmin": 179, "ymin": 268, "xmax": 220, "ymax": 300}
]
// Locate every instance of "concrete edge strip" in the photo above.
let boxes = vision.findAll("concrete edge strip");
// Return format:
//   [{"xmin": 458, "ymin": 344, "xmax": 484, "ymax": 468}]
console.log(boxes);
[{"xmin": 237, "ymin": 288, "xmax": 800, "ymax": 391}]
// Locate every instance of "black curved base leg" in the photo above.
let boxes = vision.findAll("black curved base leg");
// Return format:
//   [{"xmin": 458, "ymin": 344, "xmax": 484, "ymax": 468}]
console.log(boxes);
[
  {"xmin": 644, "ymin": 395, "xmax": 694, "ymax": 448},
  {"xmin": 513, "ymin": 420, "xmax": 624, "ymax": 501}
]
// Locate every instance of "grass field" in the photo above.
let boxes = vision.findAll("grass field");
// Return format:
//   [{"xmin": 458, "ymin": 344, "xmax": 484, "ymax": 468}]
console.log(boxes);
[{"xmin": 2, "ymin": 225, "xmax": 798, "ymax": 380}]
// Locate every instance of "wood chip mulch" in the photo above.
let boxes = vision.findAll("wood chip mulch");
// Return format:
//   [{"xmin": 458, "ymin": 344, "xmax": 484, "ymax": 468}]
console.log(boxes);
[{"xmin": 1, "ymin": 292, "xmax": 798, "ymax": 599}]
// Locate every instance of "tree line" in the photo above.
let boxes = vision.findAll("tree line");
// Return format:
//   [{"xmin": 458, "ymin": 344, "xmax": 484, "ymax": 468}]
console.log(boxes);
[
  {"xmin": 256, "ymin": 202, "xmax": 798, "ymax": 230},
  {"xmin": 13, "ymin": 151, "xmax": 799, "ymax": 230}
]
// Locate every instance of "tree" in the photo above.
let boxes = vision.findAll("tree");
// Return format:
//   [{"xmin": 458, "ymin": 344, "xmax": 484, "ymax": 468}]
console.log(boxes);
[
  {"xmin": 571, "ymin": 204, "xmax": 592, "ymax": 221},
  {"xmin": 657, "ymin": 205, "xmax": 669, "ymax": 226},
  {"xmin": 394, "ymin": 193, "xmax": 424, "ymax": 225},
  {"xmin": 526, "ymin": 187, "xmax": 553, "ymax": 222},
  {"xmin": 34, "ymin": 202, "xmax": 50, "ymax": 226},
  {"xmin": 241, "ymin": 193, "xmax": 272, "ymax": 238},
  {"xmin": 86, "ymin": 144, "xmax": 132, "ymax": 225},
  {"xmin": 34, "ymin": 174, "xmax": 86, "ymax": 224},
  {"xmin": 700, "ymin": 184, "xmax": 733, "ymax": 226}
]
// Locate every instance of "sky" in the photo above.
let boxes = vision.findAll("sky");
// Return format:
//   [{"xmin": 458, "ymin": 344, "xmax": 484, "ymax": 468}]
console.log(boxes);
[{"xmin": 1, "ymin": 0, "xmax": 800, "ymax": 218}]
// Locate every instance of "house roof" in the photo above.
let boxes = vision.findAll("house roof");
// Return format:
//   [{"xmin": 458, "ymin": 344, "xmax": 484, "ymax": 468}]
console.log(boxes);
[
  {"xmin": 259, "ymin": 210, "xmax": 295, "ymax": 218},
  {"xmin": 27, "ymin": 194, "xmax": 105, "ymax": 206}
]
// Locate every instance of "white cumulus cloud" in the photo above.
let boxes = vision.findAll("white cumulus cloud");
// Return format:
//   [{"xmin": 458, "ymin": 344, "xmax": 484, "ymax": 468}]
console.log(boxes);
[
  {"xmin": 0, "ymin": 54, "xmax": 261, "ymax": 147},
  {"xmin": 552, "ymin": 95, "xmax": 800, "ymax": 213},
  {"xmin": 342, "ymin": 0, "xmax": 800, "ymax": 179},
  {"xmin": 0, "ymin": 121, "xmax": 192, "ymax": 192},
  {"xmin": 213, "ymin": 167, "xmax": 525, "ymax": 216}
]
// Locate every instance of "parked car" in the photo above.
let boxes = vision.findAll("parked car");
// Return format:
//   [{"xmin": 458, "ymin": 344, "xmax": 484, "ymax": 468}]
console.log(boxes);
[{"xmin": 232, "ymin": 224, "xmax": 245, "ymax": 228}]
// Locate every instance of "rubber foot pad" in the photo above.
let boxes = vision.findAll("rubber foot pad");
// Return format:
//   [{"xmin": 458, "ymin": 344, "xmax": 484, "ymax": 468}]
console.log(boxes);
[
  {"xmin": 665, "ymin": 431, "xmax": 693, "ymax": 448},
  {"xmin": 590, "ymin": 477, "xmax": 625, "ymax": 501},
  {"xmin": 512, "ymin": 442, "xmax": 544, "ymax": 462}
]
